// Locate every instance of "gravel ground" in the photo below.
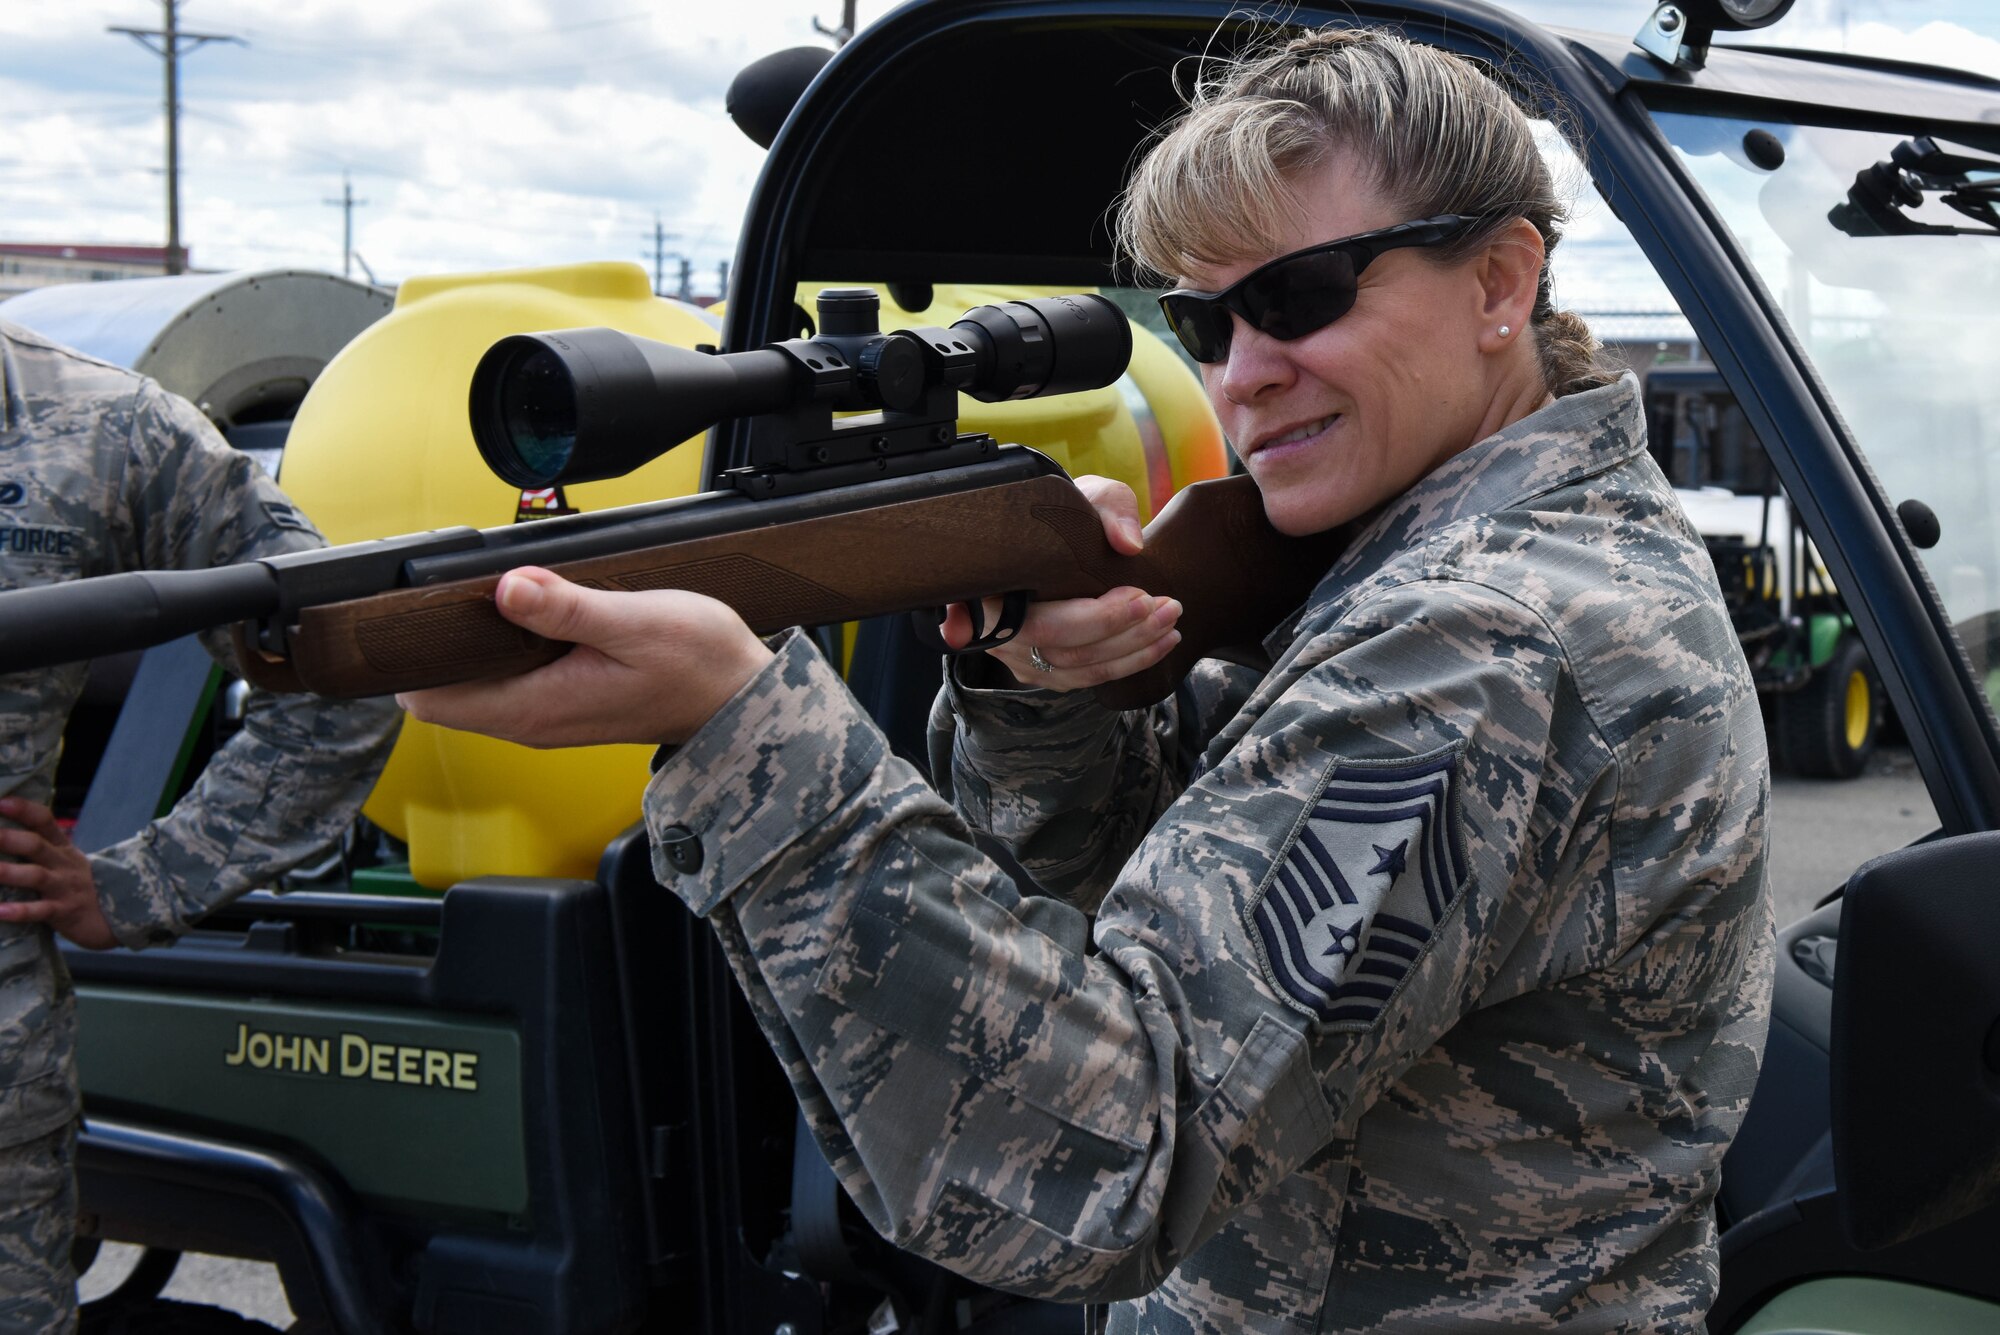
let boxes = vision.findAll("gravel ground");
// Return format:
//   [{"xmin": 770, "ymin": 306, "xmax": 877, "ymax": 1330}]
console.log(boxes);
[
  {"xmin": 79, "ymin": 1243, "xmax": 292, "ymax": 1327},
  {"xmin": 97, "ymin": 746, "xmax": 1942, "ymax": 1327},
  {"xmin": 1764, "ymin": 743, "xmax": 1938, "ymax": 924}
]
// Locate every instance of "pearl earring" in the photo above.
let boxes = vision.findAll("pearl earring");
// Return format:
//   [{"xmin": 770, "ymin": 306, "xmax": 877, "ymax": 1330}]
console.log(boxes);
[{"xmin": 1498, "ymin": 325, "xmax": 1512, "ymax": 338}]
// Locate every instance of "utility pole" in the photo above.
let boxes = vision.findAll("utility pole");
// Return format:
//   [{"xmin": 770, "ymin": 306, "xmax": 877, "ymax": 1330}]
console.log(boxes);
[
  {"xmin": 718, "ymin": 259, "xmax": 730, "ymax": 300},
  {"xmin": 677, "ymin": 257, "xmax": 693, "ymax": 303},
  {"xmin": 814, "ymin": 0, "xmax": 859, "ymax": 45},
  {"xmin": 641, "ymin": 215, "xmax": 678, "ymax": 297},
  {"xmin": 323, "ymin": 172, "xmax": 368, "ymax": 279},
  {"xmin": 110, "ymin": 1, "xmax": 244, "ymax": 276}
]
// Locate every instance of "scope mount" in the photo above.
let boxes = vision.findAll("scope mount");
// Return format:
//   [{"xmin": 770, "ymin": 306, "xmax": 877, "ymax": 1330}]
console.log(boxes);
[{"xmin": 722, "ymin": 288, "xmax": 1005, "ymax": 499}]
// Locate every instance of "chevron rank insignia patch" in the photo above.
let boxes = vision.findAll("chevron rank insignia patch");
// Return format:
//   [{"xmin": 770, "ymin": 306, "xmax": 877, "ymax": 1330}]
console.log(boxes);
[
  {"xmin": 1247, "ymin": 747, "xmax": 1469, "ymax": 1028},
  {"xmin": 261, "ymin": 501, "xmax": 313, "ymax": 532}
]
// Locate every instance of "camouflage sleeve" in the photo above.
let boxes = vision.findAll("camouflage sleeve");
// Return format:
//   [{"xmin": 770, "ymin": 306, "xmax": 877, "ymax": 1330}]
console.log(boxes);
[
  {"xmin": 925, "ymin": 656, "xmax": 1262, "ymax": 911},
  {"xmin": 643, "ymin": 577, "xmax": 1565, "ymax": 1304},
  {"xmin": 87, "ymin": 383, "xmax": 400, "ymax": 949}
]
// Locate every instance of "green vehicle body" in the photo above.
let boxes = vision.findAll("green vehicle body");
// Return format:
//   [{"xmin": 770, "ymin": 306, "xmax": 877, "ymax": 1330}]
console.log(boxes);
[
  {"xmin": 1802, "ymin": 612, "xmax": 1847, "ymax": 671},
  {"xmin": 1737, "ymin": 1278, "xmax": 2000, "ymax": 1335},
  {"xmin": 80, "ymin": 990, "xmax": 527, "ymax": 1218}
]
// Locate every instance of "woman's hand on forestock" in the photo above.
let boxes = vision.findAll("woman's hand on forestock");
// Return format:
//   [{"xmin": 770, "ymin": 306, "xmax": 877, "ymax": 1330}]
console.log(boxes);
[
  {"xmin": 396, "ymin": 567, "xmax": 773, "ymax": 749},
  {"xmin": 939, "ymin": 475, "xmax": 1183, "ymax": 691}
]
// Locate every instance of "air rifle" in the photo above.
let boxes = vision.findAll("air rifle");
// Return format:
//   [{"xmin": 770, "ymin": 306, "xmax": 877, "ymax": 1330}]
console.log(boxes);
[{"xmin": 0, "ymin": 289, "xmax": 1346, "ymax": 711}]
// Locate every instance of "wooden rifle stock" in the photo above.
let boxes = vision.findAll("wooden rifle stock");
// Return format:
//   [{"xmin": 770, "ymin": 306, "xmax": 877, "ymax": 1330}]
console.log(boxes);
[{"xmin": 237, "ymin": 469, "xmax": 1347, "ymax": 711}]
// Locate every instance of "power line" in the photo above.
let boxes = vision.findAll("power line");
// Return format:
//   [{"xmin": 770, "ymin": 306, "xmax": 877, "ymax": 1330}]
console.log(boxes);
[
  {"xmin": 0, "ymin": 160, "xmax": 155, "ymax": 180},
  {"xmin": 164, "ymin": 36, "xmax": 696, "ymax": 82},
  {"xmin": 5, "ymin": 101, "xmax": 161, "ymax": 123},
  {"xmin": 185, "ymin": 10, "xmax": 690, "ymax": 81},
  {"xmin": 425, "ymin": 44, "xmax": 702, "ymax": 83},
  {"xmin": 107, "ymin": 0, "xmax": 243, "ymax": 273},
  {"xmin": 205, "ymin": 8, "xmax": 654, "ymax": 59}
]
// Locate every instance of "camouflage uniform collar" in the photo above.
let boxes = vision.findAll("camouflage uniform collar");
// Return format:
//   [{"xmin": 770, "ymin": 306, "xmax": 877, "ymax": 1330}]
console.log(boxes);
[{"xmin": 1265, "ymin": 372, "xmax": 1647, "ymax": 655}]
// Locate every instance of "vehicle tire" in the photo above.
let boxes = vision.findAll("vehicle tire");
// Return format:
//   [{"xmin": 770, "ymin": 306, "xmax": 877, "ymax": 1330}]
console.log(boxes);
[
  {"xmin": 1780, "ymin": 633, "xmax": 1882, "ymax": 779},
  {"xmin": 1953, "ymin": 608, "xmax": 2000, "ymax": 711},
  {"xmin": 82, "ymin": 1299, "xmax": 282, "ymax": 1334}
]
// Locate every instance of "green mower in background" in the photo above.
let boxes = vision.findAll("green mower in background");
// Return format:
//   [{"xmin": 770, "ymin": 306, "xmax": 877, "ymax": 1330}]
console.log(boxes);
[{"xmin": 1646, "ymin": 363, "xmax": 1889, "ymax": 778}]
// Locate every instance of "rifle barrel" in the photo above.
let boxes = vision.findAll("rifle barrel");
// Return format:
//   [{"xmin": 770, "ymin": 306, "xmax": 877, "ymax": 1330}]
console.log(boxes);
[{"xmin": 0, "ymin": 564, "xmax": 280, "ymax": 672}]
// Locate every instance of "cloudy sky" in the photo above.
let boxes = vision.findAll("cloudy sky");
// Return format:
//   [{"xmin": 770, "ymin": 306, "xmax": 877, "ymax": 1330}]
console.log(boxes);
[{"xmin": 3, "ymin": 0, "xmax": 1998, "ymax": 298}]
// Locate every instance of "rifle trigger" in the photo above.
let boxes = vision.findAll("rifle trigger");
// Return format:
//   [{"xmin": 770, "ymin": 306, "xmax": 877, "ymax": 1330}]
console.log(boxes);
[
  {"xmin": 907, "ymin": 591, "xmax": 1031, "ymax": 655},
  {"xmin": 958, "ymin": 591, "xmax": 1028, "ymax": 652}
]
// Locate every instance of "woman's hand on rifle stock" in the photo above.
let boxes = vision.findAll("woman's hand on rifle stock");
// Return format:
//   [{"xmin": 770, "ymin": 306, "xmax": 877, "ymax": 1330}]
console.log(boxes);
[
  {"xmin": 396, "ymin": 568, "xmax": 772, "ymax": 749},
  {"xmin": 939, "ymin": 475, "xmax": 1182, "ymax": 690}
]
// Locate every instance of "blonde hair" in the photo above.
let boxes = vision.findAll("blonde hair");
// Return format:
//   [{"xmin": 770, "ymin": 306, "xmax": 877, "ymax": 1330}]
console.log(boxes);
[{"xmin": 1117, "ymin": 26, "xmax": 1614, "ymax": 397}]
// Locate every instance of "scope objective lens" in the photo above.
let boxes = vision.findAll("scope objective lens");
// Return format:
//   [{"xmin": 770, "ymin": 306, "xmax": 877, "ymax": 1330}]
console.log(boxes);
[{"xmin": 496, "ymin": 344, "xmax": 580, "ymax": 487}]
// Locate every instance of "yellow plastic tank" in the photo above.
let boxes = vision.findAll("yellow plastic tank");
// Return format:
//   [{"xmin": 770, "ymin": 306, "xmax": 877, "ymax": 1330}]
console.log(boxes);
[
  {"xmin": 1120, "ymin": 305, "xmax": 1230, "ymax": 497},
  {"xmin": 277, "ymin": 264, "xmax": 1225, "ymax": 890}
]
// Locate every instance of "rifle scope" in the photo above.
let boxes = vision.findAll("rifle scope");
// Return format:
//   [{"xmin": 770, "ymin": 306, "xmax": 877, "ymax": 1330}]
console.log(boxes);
[{"xmin": 469, "ymin": 290, "xmax": 1131, "ymax": 489}]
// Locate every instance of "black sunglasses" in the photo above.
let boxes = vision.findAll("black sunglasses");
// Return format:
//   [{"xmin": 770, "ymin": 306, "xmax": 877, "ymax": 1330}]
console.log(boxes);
[{"xmin": 1157, "ymin": 213, "xmax": 1488, "ymax": 364}]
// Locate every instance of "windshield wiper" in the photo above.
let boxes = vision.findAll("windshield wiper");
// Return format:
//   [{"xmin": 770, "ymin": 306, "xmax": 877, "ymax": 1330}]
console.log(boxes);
[{"xmin": 1830, "ymin": 135, "xmax": 2000, "ymax": 238}]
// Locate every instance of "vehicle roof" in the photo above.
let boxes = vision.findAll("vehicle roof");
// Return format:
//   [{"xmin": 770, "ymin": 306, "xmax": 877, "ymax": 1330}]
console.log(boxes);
[
  {"xmin": 1556, "ymin": 26, "xmax": 2000, "ymax": 126},
  {"xmin": 761, "ymin": 1, "xmax": 1999, "ymax": 292}
]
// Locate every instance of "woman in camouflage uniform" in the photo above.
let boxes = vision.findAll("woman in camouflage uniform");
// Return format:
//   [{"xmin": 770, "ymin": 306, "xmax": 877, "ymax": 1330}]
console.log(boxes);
[{"xmin": 406, "ymin": 27, "xmax": 1773, "ymax": 1333}]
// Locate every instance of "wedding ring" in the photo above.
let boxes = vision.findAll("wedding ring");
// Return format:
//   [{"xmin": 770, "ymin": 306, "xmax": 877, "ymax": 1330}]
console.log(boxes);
[{"xmin": 1028, "ymin": 645, "xmax": 1057, "ymax": 674}]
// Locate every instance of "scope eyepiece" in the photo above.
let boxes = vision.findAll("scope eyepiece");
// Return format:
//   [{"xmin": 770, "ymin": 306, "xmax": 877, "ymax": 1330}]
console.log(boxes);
[{"xmin": 952, "ymin": 294, "xmax": 1130, "ymax": 403}]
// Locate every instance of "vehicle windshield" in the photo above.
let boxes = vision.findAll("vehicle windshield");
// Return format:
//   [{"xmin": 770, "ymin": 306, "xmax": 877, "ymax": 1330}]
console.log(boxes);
[{"xmin": 1648, "ymin": 105, "xmax": 2000, "ymax": 722}]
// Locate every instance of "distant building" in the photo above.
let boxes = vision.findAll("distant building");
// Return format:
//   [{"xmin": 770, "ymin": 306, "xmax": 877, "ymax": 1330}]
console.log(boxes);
[{"xmin": 0, "ymin": 244, "xmax": 185, "ymax": 300}]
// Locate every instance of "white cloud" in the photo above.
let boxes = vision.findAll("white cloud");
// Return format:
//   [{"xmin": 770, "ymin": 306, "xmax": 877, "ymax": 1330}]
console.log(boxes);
[
  {"xmin": 5, "ymin": 1, "xmax": 1999, "ymax": 293},
  {"xmin": 1778, "ymin": 18, "xmax": 2000, "ymax": 80},
  {"xmin": 2, "ymin": 0, "xmax": 838, "ymax": 288}
]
